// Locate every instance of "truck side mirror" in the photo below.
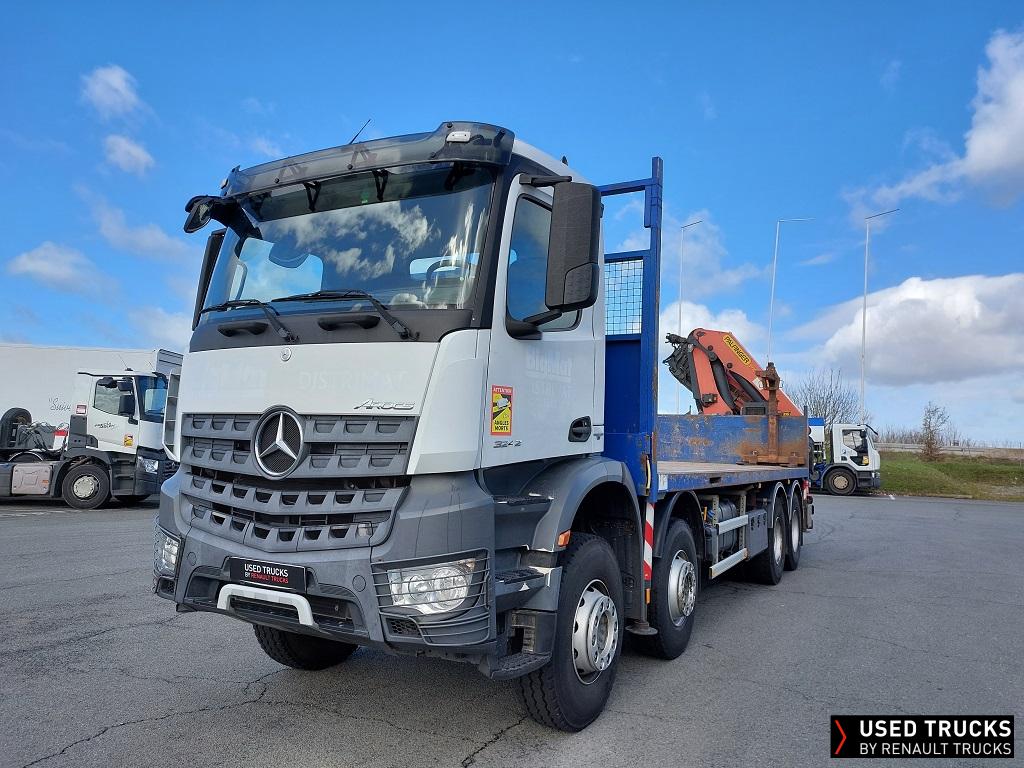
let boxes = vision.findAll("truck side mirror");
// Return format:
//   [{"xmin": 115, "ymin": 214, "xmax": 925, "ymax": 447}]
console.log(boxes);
[
  {"xmin": 184, "ymin": 195, "xmax": 217, "ymax": 233},
  {"xmin": 118, "ymin": 393, "xmax": 136, "ymax": 418},
  {"xmin": 193, "ymin": 228, "xmax": 226, "ymax": 330},
  {"xmin": 545, "ymin": 181, "xmax": 601, "ymax": 312}
]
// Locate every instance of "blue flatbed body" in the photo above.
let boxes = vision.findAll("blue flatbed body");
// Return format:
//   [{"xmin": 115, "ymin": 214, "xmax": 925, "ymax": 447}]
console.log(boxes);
[{"xmin": 598, "ymin": 160, "xmax": 810, "ymax": 501}]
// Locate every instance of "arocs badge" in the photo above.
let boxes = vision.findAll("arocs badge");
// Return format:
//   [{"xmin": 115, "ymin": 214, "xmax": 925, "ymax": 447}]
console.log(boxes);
[{"xmin": 490, "ymin": 385, "xmax": 513, "ymax": 435}]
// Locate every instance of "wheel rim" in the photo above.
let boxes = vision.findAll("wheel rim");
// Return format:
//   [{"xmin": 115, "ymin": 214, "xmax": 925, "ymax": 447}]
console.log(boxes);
[
  {"xmin": 72, "ymin": 474, "xmax": 98, "ymax": 499},
  {"xmin": 832, "ymin": 473, "xmax": 850, "ymax": 491},
  {"xmin": 790, "ymin": 506, "xmax": 800, "ymax": 551},
  {"xmin": 667, "ymin": 550, "xmax": 696, "ymax": 625},
  {"xmin": 571, "ymin": 579, "xmax": 619, "ymax": 684},
  {"xmin": 773, "ymin": 517, "xmax": 784, "ymax": 564}
]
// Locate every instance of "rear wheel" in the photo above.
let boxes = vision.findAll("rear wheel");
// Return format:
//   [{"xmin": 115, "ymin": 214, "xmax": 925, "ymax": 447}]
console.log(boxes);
[
  {"xmin": 749, "ymin": 499, "xmax": 785, "ymax": 585},
  {"xmin": 784, "ymin": 493, "xmax": 802, "ymax": 571},
  {"xmin": 635, "ymin": 521, "xmax": 698, "ymax": 659},
  {"xmin": 253, "ymin": 625, "xmax": 358, "ymax": 670},
  {"xmin": 517, "ymin": 533, "xmax": 624, "ymax": 731},
  {"xmin": 61, "ymin": 464, "xmax": 111, "ymax": 510},
  {"xmin": 825, "ymin": 468, "xmax": 856, "ymax": 496}
]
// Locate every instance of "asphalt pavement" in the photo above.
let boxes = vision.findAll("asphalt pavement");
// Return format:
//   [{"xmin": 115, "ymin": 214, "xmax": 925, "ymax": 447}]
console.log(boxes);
[{"xmin": 1, "ymin": 494, "xmax": 1021, "ymax": 767}]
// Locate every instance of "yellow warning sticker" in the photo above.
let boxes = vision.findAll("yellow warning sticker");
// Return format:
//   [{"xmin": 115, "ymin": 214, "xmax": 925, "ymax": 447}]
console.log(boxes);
[
  {"xmin": 490, "ymin": 385, "xmax": 513, "ymax": 435},
  {"xmin": 123, "ymin": 434, "xmax": 134, "ymax": 447}
]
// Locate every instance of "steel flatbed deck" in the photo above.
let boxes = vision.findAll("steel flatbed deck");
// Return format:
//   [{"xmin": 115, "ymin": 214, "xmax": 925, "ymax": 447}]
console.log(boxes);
[{"xmin": 656, "ymin": 461, "xmax": 807, "ymax": 493}]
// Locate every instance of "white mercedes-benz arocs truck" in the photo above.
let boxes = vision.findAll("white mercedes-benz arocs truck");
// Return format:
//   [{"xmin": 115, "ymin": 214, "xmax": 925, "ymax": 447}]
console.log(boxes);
[{"xmin": 157, "ymin": 122, "xmax": 813, "ymax": 731}]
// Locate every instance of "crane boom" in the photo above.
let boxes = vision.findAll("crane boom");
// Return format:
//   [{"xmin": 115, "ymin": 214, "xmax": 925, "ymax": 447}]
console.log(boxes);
[{"xmin": 664, "ymin": 328, "xmax": 802, "ymax": 416}]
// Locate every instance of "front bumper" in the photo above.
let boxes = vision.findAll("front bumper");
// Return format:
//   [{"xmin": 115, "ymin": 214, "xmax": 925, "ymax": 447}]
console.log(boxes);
[
  {"xmin": 155, "ymin": 470, "xmax": 550, "ymax": 666},
  {"xmin": 857, "ymin": 470, "xmax": 881, "ymax": 490}
]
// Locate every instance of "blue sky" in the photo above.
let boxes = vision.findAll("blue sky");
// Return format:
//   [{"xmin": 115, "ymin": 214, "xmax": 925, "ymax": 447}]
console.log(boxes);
[{"xmin": 2, "ymin": 2, "xmax": 1022, "ymax": 442}]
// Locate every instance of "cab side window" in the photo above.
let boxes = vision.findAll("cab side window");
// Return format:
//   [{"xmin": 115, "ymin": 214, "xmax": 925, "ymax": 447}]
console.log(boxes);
[
  {"xmin": 93, "ymin": 382, "xmax": 121, "ymax": 415},
  {"xmin": 506, "ymin": 196, "xmax": 578, "ymax": 332}
]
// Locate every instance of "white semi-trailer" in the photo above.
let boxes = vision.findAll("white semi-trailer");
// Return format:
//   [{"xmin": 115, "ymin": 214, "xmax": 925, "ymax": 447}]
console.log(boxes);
[
  {"xmin": 156, "ymin": 123, "xmax": 814, "ymax": 731},
  {"xmin": 0, "ymin": 345, "xmax": 182, "ymax": 508},
  {"xmin": 0, "ymin": 344, "xmax": 181, "ymax": 435}
]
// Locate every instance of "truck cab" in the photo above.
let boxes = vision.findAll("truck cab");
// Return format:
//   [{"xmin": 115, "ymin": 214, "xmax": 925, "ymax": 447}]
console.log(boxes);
[{"xmin": 809, "ymin": 417, "xmax": 881, "ymax": 495}]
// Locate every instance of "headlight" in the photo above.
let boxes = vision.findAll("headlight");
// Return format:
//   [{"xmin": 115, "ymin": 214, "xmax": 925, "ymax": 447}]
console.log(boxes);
[
  {"xmin": 386, "ymin": 558, "xmax": 476, "ymax": 614},
  {"xmin": 154, "ymin": 526, "xmax": 180, "ymax": 577},
  {"xmin": 138, "ymin": 457, "xmax": 160, "ymax": 474}
]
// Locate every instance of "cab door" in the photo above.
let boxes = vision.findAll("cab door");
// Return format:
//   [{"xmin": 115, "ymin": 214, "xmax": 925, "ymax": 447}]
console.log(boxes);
[
  {"xmin": 481, "ymin": 176, "xmax": 601, "ymax": 467},
  {"xmin": 87, "ymin": 377, "xmax": 137, "ymax": 455}
]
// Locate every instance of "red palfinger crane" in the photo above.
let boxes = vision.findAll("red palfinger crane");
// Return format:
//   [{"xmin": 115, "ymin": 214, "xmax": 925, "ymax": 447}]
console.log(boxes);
[{"xmin": 664, "ymin": 328, "xmax": 801, "ymax": 416}]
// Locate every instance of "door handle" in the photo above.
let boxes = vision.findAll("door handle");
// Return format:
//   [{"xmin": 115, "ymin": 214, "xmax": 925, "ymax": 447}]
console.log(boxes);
[{"xmin": 568, "ymin": 416, "xmax": 592, "ymax": 442}]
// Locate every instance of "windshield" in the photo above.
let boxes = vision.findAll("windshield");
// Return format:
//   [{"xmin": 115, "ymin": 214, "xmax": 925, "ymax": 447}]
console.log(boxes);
[
  {"xmin": 204, "ymin": 163, "xmax": 493, "ymax": 314},
  {"xmin": 136, "ymin": 375, "xmax": 168, "ymax": 423}
]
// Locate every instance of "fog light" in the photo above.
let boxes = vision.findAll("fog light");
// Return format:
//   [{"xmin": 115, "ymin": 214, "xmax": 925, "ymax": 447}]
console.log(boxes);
[
  {"xmin": 138, "ymin": 457, "xmax": 159, "ymax": 474},
  {"xmin": 386, "ymin": 558, "xmax": 475, "ymax": 615},
  {"xmin": 154, "ymin": 526, "xmax": 180, "ymax": 577}
]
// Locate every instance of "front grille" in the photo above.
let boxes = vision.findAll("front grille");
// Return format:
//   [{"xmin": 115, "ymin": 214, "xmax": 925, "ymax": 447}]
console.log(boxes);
[
  {"xmin": 182, "ymin": 413, "xmax": 414, "ymax": 478},
  {"xmin": 180, "ymin": 412, "xmax": 414, "ymax": 552}
]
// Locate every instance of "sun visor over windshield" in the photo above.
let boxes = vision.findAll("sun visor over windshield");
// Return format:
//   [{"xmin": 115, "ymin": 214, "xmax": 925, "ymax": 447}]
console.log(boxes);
[{"xmin": 223, "ymin": 122, "xmax": 515, "ymax": 197}]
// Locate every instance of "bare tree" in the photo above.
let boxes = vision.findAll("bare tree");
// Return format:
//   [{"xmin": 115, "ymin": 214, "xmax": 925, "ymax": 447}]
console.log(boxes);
[
  {"xmin": 790, "ymin": 368, "xmax": 860, "ymax": 433},
  {"xmin": 920, "ymin": 402, "xmax": 950, "ymax": 461}
]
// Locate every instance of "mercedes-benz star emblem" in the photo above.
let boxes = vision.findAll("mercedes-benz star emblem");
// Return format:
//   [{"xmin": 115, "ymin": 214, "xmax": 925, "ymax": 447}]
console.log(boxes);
[{"xmin": 254, "ymin": 410, "xmax": 304, "ymax": 477}]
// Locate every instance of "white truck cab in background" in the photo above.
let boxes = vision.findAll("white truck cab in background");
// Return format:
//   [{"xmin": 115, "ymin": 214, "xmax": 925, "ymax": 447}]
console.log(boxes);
[{"xmin": 809, "ymin": 417, "xmax": 881, "ymax": 495}]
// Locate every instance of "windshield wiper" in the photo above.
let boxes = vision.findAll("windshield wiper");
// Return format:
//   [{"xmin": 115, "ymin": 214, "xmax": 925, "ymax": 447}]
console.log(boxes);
[
  {"xmin": 272, "ymin": 289, "xmax": 418, "ymax": 340},
  {"xmin": 199, "ymin": 299, "xmax": 298, "ymax": 342}
]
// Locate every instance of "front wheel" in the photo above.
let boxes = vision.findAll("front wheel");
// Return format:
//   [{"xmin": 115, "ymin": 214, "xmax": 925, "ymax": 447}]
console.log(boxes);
[
  {"xmin": 253, "ymin": 625, "xmax": 358, "ymax": 670},
  {"xmin": 517, "ymin": 533, "xmax": 624, "ymax": 731},
  {"xmin": 635, "ymin": 521, "xmax": 698, "ymax": 659},
  {"xmin": 825, "ymin": 468, "xmax": 857, "ymax": 496},
  {"xmin": 61, "ymin": 464, "xmax": 111, "ymax": 510}
]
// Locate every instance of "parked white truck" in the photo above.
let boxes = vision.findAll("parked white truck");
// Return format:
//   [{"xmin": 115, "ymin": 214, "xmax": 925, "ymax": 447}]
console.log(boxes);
[
  {"xmin": 0, "ymin": 344, "xmax": 181, "ymax": 508},
  {"xmin": 157, "ymin": 122, "xmax": 814, "ymax": 731},
  {"xmin": 808, "ymin": 417, "xmax": 881, "ymax": 495}
]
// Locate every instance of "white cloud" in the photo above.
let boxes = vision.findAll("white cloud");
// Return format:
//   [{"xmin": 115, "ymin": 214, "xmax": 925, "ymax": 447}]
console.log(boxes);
[
  {"xmin": 5, "ymin": 242, "xmax": 112, "ymax": 296},
  {"xmin": 618, "ymin": 207, "xmax": 761, "ymax": 298},
  {"xmin": 103, "ymin": 134, "xmax": 154, "ymax": 175},
  {"xmin": 249, "ymin": 136, "xmax": 283, "ymax": 158},
  {"xmin": 881, "ymin": 59, "xmax": 902, "ymax": 92},
  {"xmin": 849, "ymin": 28, "xmax": 1024, "ymax": 219},
  {"xmin": 80, "ymin": 64, "xmax": 143, "ymax": 119},
  {"xmin": 799, "ymin": 252, "xmax": 835, "ymax": 267},
  {"xmin": 85, "ymin": 194, "xmax": 189, "ymax": 260},
  {"xmin": 130, "ymin": 307, "xmax": 191, "ymax": 351},
  {"xmin": 793, "ymin": 273, "xmax": 1024, "ymax": 385}
]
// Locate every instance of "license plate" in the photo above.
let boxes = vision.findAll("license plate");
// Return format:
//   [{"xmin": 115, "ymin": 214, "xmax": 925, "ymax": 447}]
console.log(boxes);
[{"xmin": 228, "ymin": 558, "xmax": 305, "ymax": 592}]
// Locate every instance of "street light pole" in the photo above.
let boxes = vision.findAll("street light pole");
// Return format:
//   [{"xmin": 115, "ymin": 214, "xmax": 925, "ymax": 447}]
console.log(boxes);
[
  {"xmin": 676, "ymin": 219, "xmax": 702, "ymax": 414},
  {"xmin": 860, "ymin": 208, "xmax": 898, "ymax": 424},
  {"xmin": 766, "ymin": 217, "xmax": 813, "ymax": 363}
]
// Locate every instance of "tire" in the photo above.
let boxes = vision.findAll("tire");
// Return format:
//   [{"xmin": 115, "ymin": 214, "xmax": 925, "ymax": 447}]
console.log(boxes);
[
  {"xmin": 635, "ymin": 521, "xmax": 698, "ymax": 659},
  {"xmin": 61, "ymin": 464, "xmax": 111, "ymax": 510},
  {"xmin": 114, "ymin": 494, "xmax": 150, "ymax": 506},
  {"xmin": 517, "ymin": 533, "xmax": 624, "ymax": 732},
  {"xmin": 825, "ymin": 468, "xmax": 856, "ymax": 496},
  {"xmin": 253, "ymin": 624, "xmax": 358, "ymax": 670},
  {"xmin": 748, "ymin": 498, "xmax": 785, "ymax": 585},
  {"xmin": 784, "ymin": 492, "xmax": 802, "ymax": 572}
]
